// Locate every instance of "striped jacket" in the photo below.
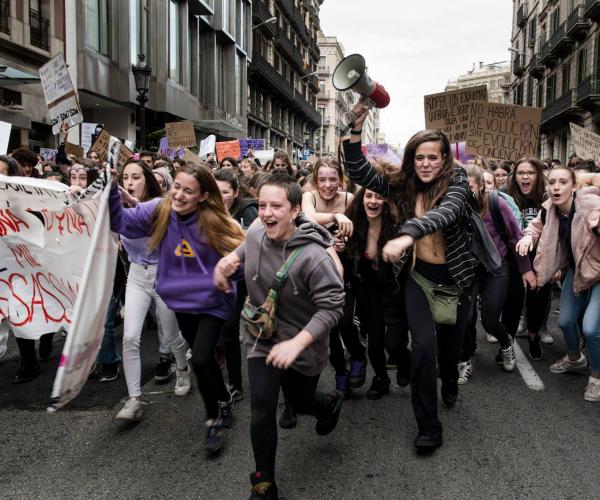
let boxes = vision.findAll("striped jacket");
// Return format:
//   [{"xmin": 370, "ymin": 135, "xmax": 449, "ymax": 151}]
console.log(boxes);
[{"xmin": 343, "ymin": 140, "xmax": 477, "ymax": 291}]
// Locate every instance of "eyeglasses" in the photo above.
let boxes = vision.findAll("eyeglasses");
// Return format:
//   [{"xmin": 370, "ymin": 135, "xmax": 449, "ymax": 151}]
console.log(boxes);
[{"xmin": 516, "ymin": 171, "xmax": 536, "ymax": 177}]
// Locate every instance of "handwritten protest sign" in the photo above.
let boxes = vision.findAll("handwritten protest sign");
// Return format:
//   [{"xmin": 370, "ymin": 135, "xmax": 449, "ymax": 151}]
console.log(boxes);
[
  {"xmin": 239, "ymin": 139, "xmax": 266, "ymax": 158},
  {"xmin": 87, "ymin": 129, "xmax": 111, "ymax": 161},
  {"xmin": 39, "ymin": 148, "xmax": 58, "ymax": 161},
  {"xmin": 81, "ymin": 123, "xmax": 100, "ymax": 154},
  {"xmin": 39, "ymin": 53, "xmax": 83, "ymax": 134},
  {"xmin": 465, "ymin": 102, "xmax": 541, "ymax": 162},
  {"xmin": 87, "ymin": 130, "xmax": 133, "ymax": 167},
  {"xmin": 253, "ymin": 149, "xmax": 275, "ymax": 163},
  {"xmin": 0, "ymin": 120, "xmax": 12, "ymax": 155},
  {"xmin": 183, "ymin": 148, "xmax": 202, "ymax": 164},
  {"xmin": 158, "ymin": 137, "xmax": 185, "ymax": 160},
  {"xmin": 424, "ymin": 86, "xmax": 488, "ymax": 144},
  {"xmin": 65, "ymin": 142, "xmax": 84, "ymax": 158},
  {"xmin": 216, "ymin": 140, "xmax": 242, "ymax": 161},
  {"xmin": 199, "ymin": 135, "xmax": 216, "ymax": 157},
  {"xmin": 165, "ymin": 121, "xmax": 196, "ymax": 148},
  {"xmin": 569, "ymin": 122, "xmax": 600, "ymax": 162}
]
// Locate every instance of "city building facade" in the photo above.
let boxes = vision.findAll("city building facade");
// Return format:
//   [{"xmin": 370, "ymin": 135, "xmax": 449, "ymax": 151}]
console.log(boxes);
[
  {"xmin": 0, "ymin": 0, "xmax": 66, "ymax": 151},
  {"xmin": 446, "ymin": 61, "xmax": 511, "ymax": 103},
  {"xmin": 248, "ymin": 0, "xmax": 323, "ymax": 161},
  {"xmin": 510, "ymin": 0, "xmax": 600, "ymax": 163}
]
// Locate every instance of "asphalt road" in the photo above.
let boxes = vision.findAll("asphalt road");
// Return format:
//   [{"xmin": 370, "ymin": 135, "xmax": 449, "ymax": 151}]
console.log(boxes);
[{"xmin": 1, "ymin": 300, "xmax": 599, "ymax": 499}]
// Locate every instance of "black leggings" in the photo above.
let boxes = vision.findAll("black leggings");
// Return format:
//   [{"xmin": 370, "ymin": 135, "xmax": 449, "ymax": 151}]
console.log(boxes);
[
  {"xmin": 175, "ymin": 313, "xmax": 229, "ymax": 420},
  {"xmin": 404, "ymin": 264, "xmax": 471, "ymax": 434},
  {"xmin": 16, "ymin": 333, "xmax": 54, "ymax": 369},
  {"xmin": 329, "ymin": 280, "xmax": 366, "ymax": 375},
  {"xmin": 248, "ymin": 357, "xmax": 330, "ymax": 478},
  {"xmin": 221, "ymin": 280, "xmax": 246, "ymax": 391}
]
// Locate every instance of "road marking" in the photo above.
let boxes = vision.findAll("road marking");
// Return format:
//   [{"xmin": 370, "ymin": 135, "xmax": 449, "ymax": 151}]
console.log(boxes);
[{"xmin": 514, "ymin": 341, "xmax": 545, "ymax": 391}]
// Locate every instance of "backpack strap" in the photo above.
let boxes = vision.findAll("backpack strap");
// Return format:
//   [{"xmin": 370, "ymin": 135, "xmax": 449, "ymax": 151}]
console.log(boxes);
[
  {"xmin": 489, "ymin": 191, "xmax": 509, "ymax": 245},
  {"xmin": 271, "ymin": 246, "xmax": 305, "ymax": 294},
  {"xmin": 540, "ymin": 207, "xmax": 547, "ymax": 225}
]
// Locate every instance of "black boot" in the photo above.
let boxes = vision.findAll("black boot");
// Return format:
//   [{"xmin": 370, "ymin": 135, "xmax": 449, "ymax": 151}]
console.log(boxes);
[
  {"xmin": 366, "ymin": 376, "xmax": 390, "ymax": 400},
  {"xmin": 249, "ymin": 471, "xmax": 278, "ymax": 499},
  {"xmin": 12, "ymin": 363, "xmax": 40, "ymax": 384},
  {"xmin": 278, "ymin": 401, "xmax": 297, "ymax": 429},
  {"xmin": 441, "ymin": 380, "xmax": 458, "ymax": 406},
  {"xmin": 38, "ymin": 333, "xmax": 54, "ymax": 360}
]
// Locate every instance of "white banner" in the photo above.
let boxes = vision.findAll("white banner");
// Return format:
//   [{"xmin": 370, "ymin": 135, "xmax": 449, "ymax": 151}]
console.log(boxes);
[
  {"xmin": 0, "ymin": 172, "xmax": 118, "ymax": 408},
  {"xmin": 199, "ymin": 134, "xmax": 216, "ymax": 157},
  {"xmin": 39, "ymin": 53, "xmax": 83, "ymax": 134}
]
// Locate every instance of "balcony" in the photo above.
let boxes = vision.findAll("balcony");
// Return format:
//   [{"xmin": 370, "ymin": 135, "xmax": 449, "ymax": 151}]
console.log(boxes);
[
  {"xmin": 248, "ymin": 104, "xmax": 268, "ymax": 125},
  {"xmin": 307, "ymin": 73, "xmax": 319, "ymax": 92},
  {"xmin": 541, "ymin": 89, "xmax": 581, "ymax": 125},
  {"xmin": 275, "ymin": 33, "xmax": 305, "ymax": 72},
  {"xmin": 576, "ymin": 75, "xmax": 600, "ymax": 109},
  {"xmin": 512, "ymin": 54, "xmax": 526, "ymax": 77},
  {"xmin": 517, "ymin": 3, "xmax": 528, "ymax": 28},
  {"xmin": 308, "ymin": 41, "xmax": 320, "ymax": 62},
  {"xmin": 548, "ymin": 23, "xmax": 574, "ymax": 57},
  {"xmin": 29, "ymin": 9, "xmax": 49, "ymax": 50},
  {"xmin": 248, "ymin": 54, "xmax": 296, "ymax": 104},
  {"xmin": 0, "ymin": 0, "xmax": 9, "ymax": 34},
  {"xmin": 540, "ymin": 40, "xmax": 557, "ymax": 67},
  {"xmin": 276, "ymin": 0, "xmax": 309, "ymax": 44},
  {"xmin": 188, "ymin": 0, "xmax": 213, "ymax": 16},
  {"xmin": 567, "ymin": 5, "xmax": 591, "ymax": 39},
  {"xmin": 293, "ymin": 89, "xmax": 321, "ymax": 126},
  {"xmin": 584, "ymin": 0, "xmax": 600, "ymax": 23},
  {"xmin": 529, "ymin": 54, "xmax": 545, "ymax": 78},
  {"xmin": 252, "ymin": 0, "xmax": 277, "ymax": 38}
]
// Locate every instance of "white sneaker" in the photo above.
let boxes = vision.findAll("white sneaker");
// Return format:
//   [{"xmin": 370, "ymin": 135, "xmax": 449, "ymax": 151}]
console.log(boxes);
[
  {"xmin": 540, "ymin": 328, "xmax": 554, "ymax": 345},
  {"xmin": 486, "ymin": 333, "xmax": 498, "ymax": 344},
  {"xmin": 549, "ymin": 354, "xmax": 587, "ymax": 374},
  {"xmin": 116, "ymin": 397, "xmax": 144, "ymax": 421},
  {"xmin": 584, "ymin": 377, "xmax": 600, "ymax": 402},
  {"xmin": 516, "ymin": 318, "xmax": 528, "ymax": 337},
  {"xmin": 501, "ymin": 339, "xmax": 516, "ymax": 372},
  {"xmin": 174, "ymin": 364, "xmax": 191, "ymax": 396},
  {"xmin": 457, "ymin": 361, "xmax": 473, "ymax": 385}
]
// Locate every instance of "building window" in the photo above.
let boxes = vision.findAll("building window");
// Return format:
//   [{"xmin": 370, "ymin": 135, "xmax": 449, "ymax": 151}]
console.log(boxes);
[
  {"xmin": 527, "ymin": 77, "xmax": 533, "ymax": 106},
  {"xmin": 550, "ymin": 8, "xmax": 560, "ymax": 35},
  {"xmin": 237, "ymin": 0, "xmax": 246, "ymax": 50},
  {"xmin": 562, "ymin": 62, "xmax": 570, "ymax": 95},
  {"xmin": 85, "ymin": 0, "xmax": 109, "ymax": 55},
  {"xmin": 528, "ymin": 17, "xmax": 536, "ymax": 48},
  {"xmin": 546, "ymin": 74, "xmax": 556, "ymax": 106},
  {"xmin": 514, "ymin": 82, "xmax": 524, "ymax": 105},
  {"xmin": 129, "ymin": 0, "xmax": 150, "ymax": 63},
  {"xmin": 169, "ymin": 0, "xmax": 180, "ymax": 82},
  {"xmin": 536, "ymin": 81, "xmax": 544, "ymax": 107},
  {"xmin": 577, "ymin": 47, "xmax": 588, "ymax": 83}
]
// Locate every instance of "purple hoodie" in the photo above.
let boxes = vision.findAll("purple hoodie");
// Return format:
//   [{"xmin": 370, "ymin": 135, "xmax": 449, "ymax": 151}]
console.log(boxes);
[{"xmin": 108, "ymin": 184, "xmax": 236, "ymax": 317}]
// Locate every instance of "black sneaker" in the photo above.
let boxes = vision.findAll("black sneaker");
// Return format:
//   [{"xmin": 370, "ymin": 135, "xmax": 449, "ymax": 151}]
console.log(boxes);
[
  {"xmin": 348, "ymin": 359, "xmax": 367, "ymax": 388},
  {"xmin": 249, "ymin": 471, "xmax": 279, "ymax": 499},
  {"xmin": 396, "ymin": 359, "xmax": 411, "ymax": 387},
  {"xmin": 278, "ymin": 401, "xmax": 297, "ymax": 429},
  {"xmin": 495, "ymin": 349, "xmax": 503, "ymax": 366},
  {"xmin": 218, "ymin": 398, "xmax": 234, "ymax": 429},
  {"xmin": 441, "ymin": 380, "xmax": 458, "ymax": 406},
  {"xmin": 154, "ymin": 356, "xmax": 174, "ymax": 384},
  {"xmin": 204, "ymin": 422, "xmax": 223, "ymax": 453},
  {"xmin": 366, "ymin": 376, "xmax": 390, "ymax": 400},
  {"xmin": 12, "ymin": 364, "xmax": 40, "ymax": 384},
  {"xmin": 414, "ymin": 430, "xmax": 443, "ymax": 452},
  {"xmin": 315, "ymin": 390, "xmax": 344, "ymax": 436},
  {"xmin": 528, "ymin": 335, "xmax": 543, "ymax": 360},
  {"xmin": 99, "ymin": 362, "xmax": 119, "ymax": 382},
  {"xmin": 38, "ymin": 334, "xmax": 53, "ymax": 360}
]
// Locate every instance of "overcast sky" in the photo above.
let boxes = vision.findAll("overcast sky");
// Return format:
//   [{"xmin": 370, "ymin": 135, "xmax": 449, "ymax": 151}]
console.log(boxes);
[{"xmin": 319, "ymin": 0, "xmax": 513, "ymax": 146}]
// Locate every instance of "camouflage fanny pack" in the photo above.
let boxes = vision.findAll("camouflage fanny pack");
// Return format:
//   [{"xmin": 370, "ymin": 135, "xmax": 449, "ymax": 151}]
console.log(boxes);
[{"xmin": 241, "ymin": 246, "xmax": 305, "ymax": 342}]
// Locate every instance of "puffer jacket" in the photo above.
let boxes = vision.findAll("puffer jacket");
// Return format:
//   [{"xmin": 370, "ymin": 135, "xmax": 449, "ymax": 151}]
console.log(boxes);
[{"xmin": 524, "ymin": 187, "xmax": 600, "ymax": 294}]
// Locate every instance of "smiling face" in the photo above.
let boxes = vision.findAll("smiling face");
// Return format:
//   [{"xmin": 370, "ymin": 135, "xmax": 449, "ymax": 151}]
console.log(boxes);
[
  {"xmin": 258, "ymin": 184, "xmax": 300, "ymax": 241},
  {"xmin": 122, "ymin": 163, "xmax": 147, "ymax": 200},
  {"xmin": 414, "ymin": 141, "xmax": 444, "ymax": 183},
  {"xmin": 547, "ymin": 168, "xmax": 576, "ymax": 208},
  {"xmin": 69, "ymin": 166, "xmax": 88, "ymax": 189},
  {"xmin": 170, "ymin": 172, "xmax": 207, "ymax": 215},
  {"xmin": 316, "ymin": 166, "xmax": 341, "ymax": 201},
  {"xmin": 483, "ymin": 171, "xmax": 495, "ymax": 192},
  {"xmin": 363, "ymin": 189, "xmax": 384, "ymax": 220},
  {"xmin": 515, "ymin": 162, "xmax": 538, "ymax": 197},
  {"xmin": 216, "ymin": 179, "xmax": 238, "ymax": 211}
]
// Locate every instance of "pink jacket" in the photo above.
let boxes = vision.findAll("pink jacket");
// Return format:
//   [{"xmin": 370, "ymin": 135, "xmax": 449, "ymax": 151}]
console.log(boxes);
[{"xmin": 524, "ymin": 187, "xmax": 600, "ymax": 295}]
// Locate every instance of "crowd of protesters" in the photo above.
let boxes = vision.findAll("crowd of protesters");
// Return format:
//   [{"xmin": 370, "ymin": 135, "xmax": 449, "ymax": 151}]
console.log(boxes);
[{"xmin": 1, "ymin": 102, "xmax": 600, "ymax": 499}]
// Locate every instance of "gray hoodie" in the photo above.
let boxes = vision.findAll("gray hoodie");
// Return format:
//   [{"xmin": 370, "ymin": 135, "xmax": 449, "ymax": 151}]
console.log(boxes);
[{"xmin": 234, "ymin": 216, "xmax": 344, "ymax": 376}]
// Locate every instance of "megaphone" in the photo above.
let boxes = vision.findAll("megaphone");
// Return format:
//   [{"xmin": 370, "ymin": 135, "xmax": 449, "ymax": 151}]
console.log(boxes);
[{"xmin": 332, "ymin": 54, "xmax": 390, "ymax": 113}]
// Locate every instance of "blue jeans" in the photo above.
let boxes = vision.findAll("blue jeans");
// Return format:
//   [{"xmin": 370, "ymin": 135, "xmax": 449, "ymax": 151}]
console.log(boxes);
[
  {"xmin": 559, "ymin": 269, "xmax": 600, "ymax": 372},
  {"xmin": 96, "ymin": 283, "xmax": 125, "ymax": 365}
]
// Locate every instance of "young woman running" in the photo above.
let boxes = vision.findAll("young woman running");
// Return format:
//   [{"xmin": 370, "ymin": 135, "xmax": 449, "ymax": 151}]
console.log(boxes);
[
  {"xmin": 517, "ymin": 167, "xmax": 600, "ymax": 401},
  {"xmin": 301, "ymin": 157, "xmax": 367, "ymax": 397},
  {"xmin": 109, "ymin": 163, "xmax": 245, "ymax": 451},
  {"xmin": 214, "ymin": 172, "xmax": 345, "ymax": 499},
  {"xmin": 458, "ymin": 165, "xmax": 536, "ymax": 383},
  {"xmin": 344, "ymin": 100, "xmax": 478, "ymax": 452},
  {"xmin": 109, "ymin": 160, "xmax": 191, "ymax": 421},
  {"xmin": 507, "ymin": 158, "xmax": 552, "ymax": 359}
]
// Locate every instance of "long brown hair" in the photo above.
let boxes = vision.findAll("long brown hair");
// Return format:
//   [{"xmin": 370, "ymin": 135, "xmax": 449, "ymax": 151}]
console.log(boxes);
[
  {"xmin": 508, "ymin": 157, "xmax": 547, "ymax": 210},
  {"xmin": 120, "ymin": 160, "xmax": 163, "ymax": 202},
  {"xmin": 388, "ymin": 130, "xmax": 455, "ymax": 216},
  {"xmin": 464, "ymin": 164, "xmax": 488, "ymax": 216},
  {"xmin": 148, "ymin": 163, "xmax": 245, "ymax": 254}
]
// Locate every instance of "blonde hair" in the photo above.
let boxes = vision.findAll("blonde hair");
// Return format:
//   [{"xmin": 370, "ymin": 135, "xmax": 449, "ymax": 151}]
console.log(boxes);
[{"xmin": 148, "ymin": 163, "xmax": 245, "ymax": 255}]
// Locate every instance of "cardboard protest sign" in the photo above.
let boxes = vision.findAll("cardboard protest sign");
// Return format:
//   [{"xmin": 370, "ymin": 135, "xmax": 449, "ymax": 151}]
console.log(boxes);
[
  {"xmin": 0, "ymin": 120, "xmax": 11, "ymax": 155},
  {"xmin": 65, "ymin": 142, "xmax": 85, "ymax": 158},
  {"xmin": 569, "ymin": 123, "xmax": 600, "ymax": 162},
  {"xmin": 158, "ymin": 137, "xmax": 185, "ymax": 160},
  {"xmin": 87, "ymin": 129, "xmax": 111, "ymax": 161},
  {"xmin": 87, "ymin": 130, "xmax": 133, "ymax": 167},
  {"xmin": 165, "ymin": 121, "xmax": 196, "ymax": 148},
  {"xmin": 39, "ymin": 53, "xmax": 83, "ymax": 134},
  {"xmin": 465, "ymin": 102, "xmax": 541, "ymax": 162},
  {"xmin": 424, "ymin": 86, "xmax": 488, "ymax": 144},
  {"xmin": 216, "ymin": 140, "xmax": 241, "ymax": 161},
  {"xmin": 39, "ymin": 148, "xmax": 58, "ymax": 161},
  {"xmin": 182, "ymin": 148, "xmax": 202, "ymax": 164},
  {"xmin": 239, "ymin": 139, "xmax": 266, "ymax": 158},
  {"xmin": 199, "ymin": 135, "xmax": 216, "ymax": 157}
]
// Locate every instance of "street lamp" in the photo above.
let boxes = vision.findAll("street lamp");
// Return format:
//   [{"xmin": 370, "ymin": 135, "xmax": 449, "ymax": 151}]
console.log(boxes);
[
  {"xmin": 299, "ymin": 70, "xmax": 318, "ymax": 80},
  {"xmin": 131, "ymin": 54, "xmax": 152, "ymax": 150},
  {"xmin": 252, "ymin": 16, "xmax": 277, "ymax": 30}
]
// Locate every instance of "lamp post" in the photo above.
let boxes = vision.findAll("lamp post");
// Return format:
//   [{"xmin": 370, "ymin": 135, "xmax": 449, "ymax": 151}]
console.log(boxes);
[
  {"xmin": 252, "ymin": 16, "xmax": 277, "ymax": 30},
  {"xmin": 131, "ymin": 54, "xmax": 151, "ymax": 150}
]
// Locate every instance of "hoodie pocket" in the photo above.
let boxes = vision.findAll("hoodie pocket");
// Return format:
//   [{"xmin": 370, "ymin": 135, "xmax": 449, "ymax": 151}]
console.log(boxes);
[{"xmin": 157, "ymin": 273, "xmax": 224, "ymax": 312}]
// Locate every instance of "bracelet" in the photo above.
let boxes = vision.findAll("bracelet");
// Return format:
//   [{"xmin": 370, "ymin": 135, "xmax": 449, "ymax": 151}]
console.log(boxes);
[{"xmin": 350, "ymin": 129, "xmax": 362, "ymax": 135}]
